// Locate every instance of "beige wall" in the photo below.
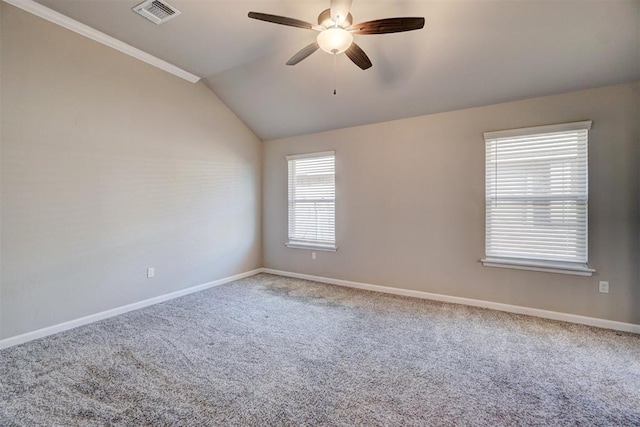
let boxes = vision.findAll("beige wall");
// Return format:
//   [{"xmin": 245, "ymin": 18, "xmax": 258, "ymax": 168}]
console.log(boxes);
[
  {"xmin": 0, "ymin": 4, "xmax": 262, "ymax": 339},
  {"xmin": 264, "ymin": 82, "xmax": 640, "ymax": 324},
  {"xmin": 0, "ymin": 3, "xmax": 3, "ymax": 337},
  {"xmin": 1, "ymin": 4, "xmax": 638, "ymax": 341}
]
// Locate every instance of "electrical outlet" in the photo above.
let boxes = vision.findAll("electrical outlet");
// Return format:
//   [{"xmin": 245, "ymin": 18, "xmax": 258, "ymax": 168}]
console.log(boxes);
[
  {"xmin": 311, "ymin": 252, "xmax": 317, "ymax": 260},
  {"xmin": 599, "ymin": 281, "xmax": 609, "ymax": 294},
  {"xmin": 147, "ymin": 267, "xmax": 155, "ymax": 278}
]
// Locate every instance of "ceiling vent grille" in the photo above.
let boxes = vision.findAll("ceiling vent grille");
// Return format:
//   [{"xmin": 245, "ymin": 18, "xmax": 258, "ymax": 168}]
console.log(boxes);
[{"xmin": 133, "ymin": 0, "xmax": 181, "ymax": 25}]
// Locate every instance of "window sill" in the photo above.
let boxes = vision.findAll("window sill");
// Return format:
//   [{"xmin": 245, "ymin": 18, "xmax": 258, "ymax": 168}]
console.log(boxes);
[
  {"xmin": 481, "ymin": 257, "xmax": 595, "ymax": 276},
  {"xmin": 285, "ymin": 242, "xmax": 337, "ymax": 252}
]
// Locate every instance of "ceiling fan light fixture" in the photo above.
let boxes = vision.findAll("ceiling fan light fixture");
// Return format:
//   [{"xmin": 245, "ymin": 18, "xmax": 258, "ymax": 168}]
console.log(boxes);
[
  {"xmin": 317, "ymin": 28, "xmax": 353, "ymax": 54},
  {"xmin": 248, "ymin": 1, "xmax": 425, "ymax": 69}
]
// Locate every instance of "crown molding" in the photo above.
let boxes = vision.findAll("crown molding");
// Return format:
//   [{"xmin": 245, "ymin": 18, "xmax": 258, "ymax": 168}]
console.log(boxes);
[{"xmin": 2, "ymin": 0, "xmax": 201, "ymax": 83}]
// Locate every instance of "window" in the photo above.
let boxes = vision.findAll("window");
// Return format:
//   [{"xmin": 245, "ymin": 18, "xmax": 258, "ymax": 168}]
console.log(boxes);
[
  {"xmin": 286, "ymin": 151, "xmax": 336, "ymax": 251},
  {"xmin": 481, "ymin": 121, "xmax": 594, "ymax": 276}
]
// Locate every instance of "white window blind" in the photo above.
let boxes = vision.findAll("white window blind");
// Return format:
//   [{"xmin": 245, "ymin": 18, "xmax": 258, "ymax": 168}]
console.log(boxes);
[
  {"xmin": 286, "ymin": 151, "xmax": 336, "ymax": 250},
  {"xmin": 483, "ymin": 121, "xmax": 592, "ymax": 274}
]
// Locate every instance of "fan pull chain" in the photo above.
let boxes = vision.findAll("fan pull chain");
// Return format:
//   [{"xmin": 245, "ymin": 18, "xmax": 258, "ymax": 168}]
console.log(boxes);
[{"xmin": 333, "ymin": 53, "xmax": 337, "ymax": 95}]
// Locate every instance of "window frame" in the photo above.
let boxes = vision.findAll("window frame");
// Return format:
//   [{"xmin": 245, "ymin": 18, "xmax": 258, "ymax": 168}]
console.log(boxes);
[
  {"xmin": 481, "ymin": 121, "xmax": 595, "ymax": 276},
  {"xmin": 285, "ymin": 151, "xmax": 337, "ymax": 252}
]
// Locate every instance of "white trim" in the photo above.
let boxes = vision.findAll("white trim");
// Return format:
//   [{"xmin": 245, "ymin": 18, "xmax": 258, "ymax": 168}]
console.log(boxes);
[
  {"xmin": 285, "ymin": 242, "xmax": 337, "ymax": 252},
  {"xmin": 262, "ymin": 269, "xmax": 640, "ymax": 334},
  {"xmin": 481, "ymin": 257, "xmax": 595, "ymax": 276},
  {"xmin": 286, "ymin": 151, "xmax": 335, "ymax": 161},
  {"xmin": 2, "ymin": 0, "xmax": 200, "ymax": 83},
  {"xmin": 484, "ymin": 120, "xmax": 592, "ymax": 140},
  {"xmin": 4, "ymin": 267, "xmax": 636, "ymax": 350},
  {"xmin": 0, "ymin": 268, "xmax": 261, "ymax": 350}
]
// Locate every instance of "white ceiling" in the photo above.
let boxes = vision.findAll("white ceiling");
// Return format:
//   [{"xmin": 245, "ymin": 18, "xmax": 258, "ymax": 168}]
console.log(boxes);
[{"xmin": 35, "ymin": 0, "xmax": 640, "ymax": 140}]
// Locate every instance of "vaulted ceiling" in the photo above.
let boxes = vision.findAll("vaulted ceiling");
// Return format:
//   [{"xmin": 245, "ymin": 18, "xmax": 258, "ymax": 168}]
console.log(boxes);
[{"xmin": 35, "ymin": 0, "xmax": 640, "ymax": 140}]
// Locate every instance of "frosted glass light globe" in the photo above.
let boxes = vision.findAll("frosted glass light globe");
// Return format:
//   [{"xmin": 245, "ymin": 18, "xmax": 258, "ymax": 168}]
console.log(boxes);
[{"xmin": 317, "ymin": 28, "xmax": 353, "ymax": 54}]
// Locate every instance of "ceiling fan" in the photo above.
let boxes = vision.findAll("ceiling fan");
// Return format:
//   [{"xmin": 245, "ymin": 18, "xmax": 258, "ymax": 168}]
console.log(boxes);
[{"xmin": 248, "ymin": 0, "xmax": 425, "ymax": 70}]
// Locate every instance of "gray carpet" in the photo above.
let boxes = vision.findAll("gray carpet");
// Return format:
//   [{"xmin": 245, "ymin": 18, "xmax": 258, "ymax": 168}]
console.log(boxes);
[{"xmin": 1, "ymin": 273, "xmax": 639, "ymax": 426}]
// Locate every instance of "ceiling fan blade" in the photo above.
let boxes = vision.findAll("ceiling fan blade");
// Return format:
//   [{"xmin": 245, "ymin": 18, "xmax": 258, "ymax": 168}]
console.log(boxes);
[
  {"xmin": 248, "ymin": 12, "xmax": 322, "ymax": 31},
  {"xmin": 330, "ymin": 0, "xmax": 353, "ymax": 24},
  {"xmin": 286, "ymin": 42, "xmax": 320, "ymax": 66},
  {"xmin": 345, "ymin": 42, "xmax": 372, "ymax": 70},
  {"xmin": 349, "ymin": 17, "xmax": 425, "ymax": 35}
]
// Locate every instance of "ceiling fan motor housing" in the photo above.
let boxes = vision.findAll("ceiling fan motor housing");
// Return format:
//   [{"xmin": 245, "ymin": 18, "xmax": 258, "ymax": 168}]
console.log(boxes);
[{"xmin": 318, "ymin": 9, "xmax": 352, "ymax": 28}]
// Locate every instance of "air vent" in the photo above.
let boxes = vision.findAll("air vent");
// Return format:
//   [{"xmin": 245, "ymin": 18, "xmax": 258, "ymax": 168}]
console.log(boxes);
[{"xmin": 133, "ymin": 0, "xmax": 181, "ymax": 25}]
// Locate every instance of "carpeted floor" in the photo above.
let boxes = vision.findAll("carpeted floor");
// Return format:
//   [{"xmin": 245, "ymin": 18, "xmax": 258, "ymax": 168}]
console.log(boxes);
[{"xmin": 1, "ymin": 273, "xmax": 639, "ymax": 426}]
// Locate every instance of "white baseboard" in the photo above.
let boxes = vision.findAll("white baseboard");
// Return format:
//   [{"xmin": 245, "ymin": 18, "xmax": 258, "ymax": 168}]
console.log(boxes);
[
  {"xmin": 0, "ymin": 268, "xmax": 262, "ymax": 350},
  {"xmin": 3, "ymin": 267, "xmax": 636, "ymax": 350},
  {"xmin": 262, "ymin": 268, "xmax": 640, "ymax": 334}
]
